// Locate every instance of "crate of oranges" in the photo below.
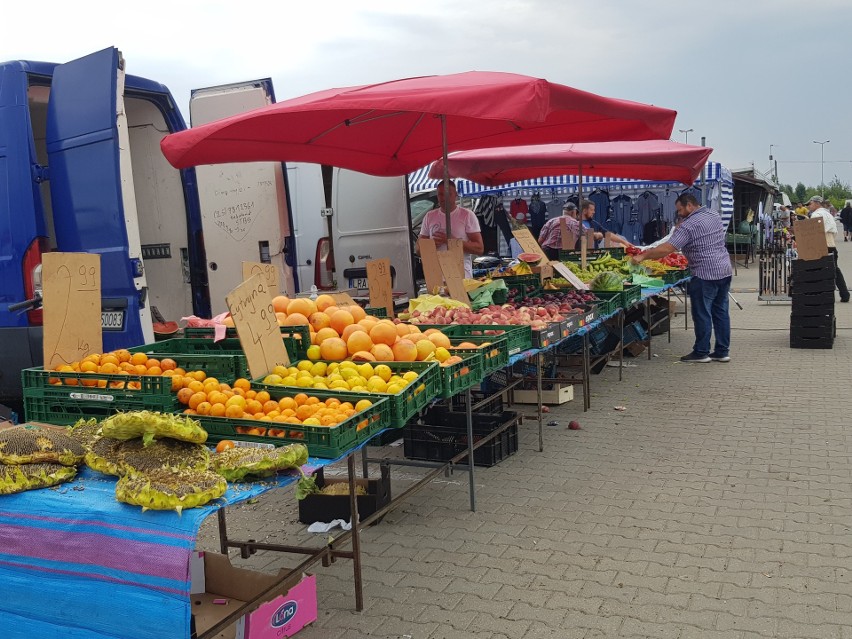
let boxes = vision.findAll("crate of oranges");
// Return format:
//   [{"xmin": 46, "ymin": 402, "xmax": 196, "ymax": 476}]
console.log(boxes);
[
  {"xmin": 21, "ymin": 350, "xmax": 221, "ymax": 425},
  {"xmin": 183, "ymin": 378, "xmax": 390, "ymax": 458},
  {"xmin": 253, "ymin": 360, "xmax": 441, "ymax": 429}
]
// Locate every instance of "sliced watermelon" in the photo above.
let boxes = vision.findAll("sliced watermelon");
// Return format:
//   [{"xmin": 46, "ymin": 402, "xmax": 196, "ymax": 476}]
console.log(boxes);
[{"xmin": 518, "ymin": 252, "xmax": 543, "ymax": 264}]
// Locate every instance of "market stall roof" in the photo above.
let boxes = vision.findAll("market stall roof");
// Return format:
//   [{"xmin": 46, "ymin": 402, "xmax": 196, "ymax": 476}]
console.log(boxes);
[
  {"xmin": 160, "ymin": 71, "xmax": 677, "ymax": 176},
  {"xmin": 426, "ymin": 140, "xmax": 713, "ymax": 187}
]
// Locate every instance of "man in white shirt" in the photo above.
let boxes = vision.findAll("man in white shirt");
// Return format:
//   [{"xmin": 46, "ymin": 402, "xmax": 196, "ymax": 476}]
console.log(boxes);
[
  {"xmin": 418, "ymin": 181, "xmax": 484, "ymax": 278},
  {"xmin": 807, "ymin": 195, "xmax": 849, "ymax": 302}
]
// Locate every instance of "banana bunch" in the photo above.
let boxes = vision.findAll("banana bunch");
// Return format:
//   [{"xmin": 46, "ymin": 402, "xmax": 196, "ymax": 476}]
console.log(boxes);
[{"xmin": 587, "ymin": 252, "xmax": 631, "ymax": 274}]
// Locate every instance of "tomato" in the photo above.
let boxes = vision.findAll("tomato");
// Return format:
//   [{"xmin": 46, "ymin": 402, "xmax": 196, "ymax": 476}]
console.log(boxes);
[{"xmin": 215, "ymin": 440, "xmax": 236, "ymax": 453}]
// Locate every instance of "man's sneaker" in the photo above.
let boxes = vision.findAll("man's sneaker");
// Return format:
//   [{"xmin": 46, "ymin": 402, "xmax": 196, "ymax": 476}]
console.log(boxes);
[
  {"xmin": 680, "ymin": 352, "xmax": 711, "ymax": 363},
  {"xmin": 709, "ymin": 353, "xmax": 731, "ymax": 362}
]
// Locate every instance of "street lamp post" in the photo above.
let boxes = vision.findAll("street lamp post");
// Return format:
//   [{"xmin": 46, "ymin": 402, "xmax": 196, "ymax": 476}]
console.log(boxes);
[
  {"xmin": 678, "ymin": 128, "xmax": 694, "ymax": 144},
  {"xmin": 813, "ymin": 140, "xmax": 829, "ymax": 197},
  {"xmin": 769, "ymin": 144, "xmax": 777, "ymax": 182}
]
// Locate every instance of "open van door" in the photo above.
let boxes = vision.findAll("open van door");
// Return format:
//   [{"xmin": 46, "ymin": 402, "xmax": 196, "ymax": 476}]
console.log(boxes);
[
  {"xmin": 46, "ymin": 47, "xmax": 153, "ymax": 348},
  {"xmin": 190, "ymin": 80, "xmax": 296, "ymax": 312}
]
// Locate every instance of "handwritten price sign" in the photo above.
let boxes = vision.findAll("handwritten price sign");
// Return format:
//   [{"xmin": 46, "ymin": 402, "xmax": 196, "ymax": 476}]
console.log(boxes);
[
  {"xmin": 366, "ymin": 258, "xmax": 394, "ymax": 318},
  {"xmin": 226, "ymin": 274, "xmax": 290, "ymax": 379},
  {"xmin": 42, "ymin": 253, "xmax": 103, "ymax": 369},
  {"xmin": 241, "ymin": 261, "xmax": 280, "ymax": 297}
]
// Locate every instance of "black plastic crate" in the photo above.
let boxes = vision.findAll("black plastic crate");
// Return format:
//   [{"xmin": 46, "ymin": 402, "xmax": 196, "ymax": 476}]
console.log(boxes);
[
  {"xmin": 298, "ymin": 465, "xmax": 390, "ymax": 525},
  {"xmin": 451, "ymin": 390, "xmax": 504, "ymax": 415},
  {"xmin": 791, "ymin": 256, "xmax": 834, "ymax": 277},
  {"xmin": 623, "ymin": 321, "xmax": 648, "ymax": 346},
  {"xmin": 790, "ymin": 278, "xmax": 836, "ymax": 295},
  {"xmin": 530, "ymin": 323, "xmax": 561, "ymax": 349},
  {"xmin": 404, "ymin": 409, "xmax": 520, "ymax": 467},
  {"xmin": 790, "ymin": 311, "xmax": 834, "ymax": 328},
  {"xmin": 790, "ymin": 335, "xmax": 834, "ymax": 349},
  {"xmin": 791, "ymin": 290, "xmax": 835, "ymax": 311},
  {"xmin": 589, "ymin": 325, "xmax": 621, "ymax": 356},
  {"xmin": 790, "ymin": 323, "xmax": 834, "ymax": 339}
]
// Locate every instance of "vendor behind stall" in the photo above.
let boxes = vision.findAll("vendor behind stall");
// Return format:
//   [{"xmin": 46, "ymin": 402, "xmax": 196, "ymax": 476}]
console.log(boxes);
[{"xmin": 579, "ymin": 199, "xmax": 631, "ymax": 249}]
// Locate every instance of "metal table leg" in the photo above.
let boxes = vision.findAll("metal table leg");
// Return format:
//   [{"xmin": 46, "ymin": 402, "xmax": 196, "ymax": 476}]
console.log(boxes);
[
  {"xmin": 646, "ymin": 298, "xmax": 652, "ymax": 360},
  {"xmin": 618, "ymin": 309, "xmax": 624, "ymax": 381},
  {"xmin": 361, "ymin": 446, "xmax": 369, "ymax": 479},
  {"xmin": 582, "ymin": 332, "xmax": 591, "ymax": 411},
  {"xmin": 537, "ymin": 352, "xmax": 544, "ymax": 453},
  {"xmin": 347, "ymin": 454, "xmax": 364, "ymax": 611},
  {"xmin": 465, "ymin": 387, "xmax": 476, "ymax": 512},
  {"xmin": 667, "ymin": 288, "xmax": 672, "ymax": 343}
]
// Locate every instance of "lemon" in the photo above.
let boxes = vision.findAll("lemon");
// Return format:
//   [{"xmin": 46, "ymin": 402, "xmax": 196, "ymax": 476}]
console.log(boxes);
[
  {"xmin": 350, "ymin": 385, "xmax": 367, "ymax": 393},
  {"xmin": 297, "ymin": 359, "xmax": 313, "ymax": 371},
  {"xmin": 386, "ymin": 383, "xmax": 404, "ymax": 394},
  {"xmin": 262, "ymin": 374, "xmax": 283, "ymax": 385},
  {"xmin": 295, "ymin": 377, "xmax": 314, "ymax": 388},
  {"xmin": 357, "ymin": 362, "xmax": 374, "ymax": 379},
  {"xmin": 306, "ymin": 345, "xmax": 321, "ymax": 361},
  {"xmin": 288, "ymin": 366, "xmax": 300, "ymax": 377},
  {"xmin": 272, "ymin": 365, "xmax": 289, "ymax": 377},
  {"xmin": 339, "ymin": 361, "xmax": 357, "ymax": 370},
  {"xmin": 388, "ymin": 375, "xmax": 404, "ymax": 385},
  {"xmin": 340, "ymin": 368, "xmax": 357, "ymax": 380},
  {"xmin": 330, "ymin": 380, "xmax": 350, "ymax": 390},
  {"xmin": 281, "ymin": 376, "xmax": 298, "ymax": 386},
  {"xmin": 367, "ymin": 377, "xmax": 388, "ymax": 392},
  {"xmin": 355, "ymin": 399, "xmax": 373, "ymax": 412},
  {"xmin": 297, "ymin": 370, "xmax": 313, "ymax": 379},
  {"xmin": 402, "ymin": 371, "xmax": 419, "ymax": 383},
  {"xmin": 313, "ymin": 382, "xmax": 329, "ymax": 390},
  {"xmin": 302, "ymin": 417, "xmax": 321, "ymax": 426},
  {"xmin": 374, "ymin": 364, "xmax": 392, "ymax": 382},
  {"xmin": 327, "ymin": 362, "xmax": 339, "ymax": 374},
  {"xmin": 434, "ymin": 347, "xmax": 451, "ymax": 363},
  {"xmin": 326, "ymin": 373, "xmax": 343, "ymax": 384},
  {"xmin": 346, "ymin": 377, "xmax": 362, "ymax": 390},
  {"xmin": 310, "ymin": 362, "xmax": 328, "ymax": 377}
]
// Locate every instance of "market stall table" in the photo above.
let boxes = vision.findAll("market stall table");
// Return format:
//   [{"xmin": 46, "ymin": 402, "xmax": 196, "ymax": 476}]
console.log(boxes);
[{"xmin": 0, "ymin": 446, "xmax": 369, "ymax": 639}]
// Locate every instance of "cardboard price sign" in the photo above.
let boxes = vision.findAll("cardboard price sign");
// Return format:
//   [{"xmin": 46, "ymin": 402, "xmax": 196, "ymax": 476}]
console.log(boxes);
[
  {"xmin": 42, "ymin": 253, "xmax": 103, "ymax": 369},
  {"xmin": 560, "ymin": 218, "xmax": 575, "ymax": 251},
  {"xmin": 438, "ymin": 239, "xmax": 469, "ymax": 303},
  {"xmin": 225, "ymin": 274, "xmax": 290, "ymax": 379},
  {"xmin": 329, "ymin": 291, "xmax": 358, "ymax": 307},
  {"xmin": 366, "ymin": 258, "xmax": 394, "ymax": 318},
  {"xmin": 793, "ymin": 217, "xmax": 829, "ymax": 261},
  {"xmin": 241, "ymin": 262, "xmax": 280, "ymax": 297},
  {"xmin": 550, "ymin": 260, "xmax": 588, "ymax": 290},
  {"xmin": 512, "ymin": 227, "xmax": 547, "ymax": 258},
  {"xmin": 417, "ymin": 238, "xmax": 445, "ymax": 295}
]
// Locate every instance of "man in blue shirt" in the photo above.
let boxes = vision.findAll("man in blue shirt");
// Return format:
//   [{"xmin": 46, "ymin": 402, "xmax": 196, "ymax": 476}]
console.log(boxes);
[{"xmin": 580, "ymin": 200, "xmax": 630, "ymax": 248}]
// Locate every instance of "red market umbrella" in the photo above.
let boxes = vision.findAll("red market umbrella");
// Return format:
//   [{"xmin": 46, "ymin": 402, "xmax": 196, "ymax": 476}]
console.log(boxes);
[
  {"xmin": 161, "ymin": 71, "xmax": 676, "ymax": 236},
  {"xmin": 427, "ymin": 140, "xmax": 713, "ymax": 186}
]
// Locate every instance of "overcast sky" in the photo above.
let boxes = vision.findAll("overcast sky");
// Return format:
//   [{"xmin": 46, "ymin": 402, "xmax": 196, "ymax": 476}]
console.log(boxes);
[{"xmin": 4, "ymin": 0, "xmax": 849, "ymax": 188}]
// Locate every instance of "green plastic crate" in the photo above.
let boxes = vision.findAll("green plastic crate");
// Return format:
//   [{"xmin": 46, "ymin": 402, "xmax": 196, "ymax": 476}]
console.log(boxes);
[
  {"xmin": 448, "ymin": 334, "xmax": 509, "ymax": 376},
  {"xmin": 420, "ymin": 324, "xmax": 533, "ymax": 356},
  {"xmin": 662, "ymin": 268, "xmax": 691, "ymax": 285},
  {"xmin": 182, "ymin": 325, "xmax": 310, "ymax": 360},
  {"xmin": 22, "ymin": 385, "xmax": 180, "ymax": 426},
  {"xmin": 589, "ymin": 292, "xmax": 619, "ymax": 317},
  {"xmin": 498, "ymin": 274, "xmax": 541, "ymax": 301},
  {"xmin": 621, "ymin": 284, "xmax": 643, "ymax": 307},
  {"xmin": 196, "ymin": 390, "xmax": 389, "ymax": 458},
  {"xmin": 115, "ymin": 345, "xmax": 246, "ymax": 381},
  {"xmin": 365, "ymin": 306, "xmax": 388, "ymax": 318},
  {"xmin": 132, "ymin": 335, "xmax": 306, "ymax": 370},
  {"xmin": 437, "ymin": 353, "xmax": 483, "ymax": 399},
  {"xmin": 252, "ymin": 360, "xmax": 441, "ymax": 429}
]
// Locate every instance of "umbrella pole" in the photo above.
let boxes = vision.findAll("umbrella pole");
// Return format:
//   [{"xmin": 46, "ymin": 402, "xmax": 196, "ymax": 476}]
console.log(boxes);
[{"xmin": 441, "ymin": 114, "xmax": 453, "ymax": 239}]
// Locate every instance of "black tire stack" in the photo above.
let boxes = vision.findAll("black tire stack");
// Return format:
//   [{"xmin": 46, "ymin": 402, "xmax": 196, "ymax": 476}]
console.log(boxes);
[{"xmin": 790, "ymin": 256, "xmax": 836, "ymax": 349}]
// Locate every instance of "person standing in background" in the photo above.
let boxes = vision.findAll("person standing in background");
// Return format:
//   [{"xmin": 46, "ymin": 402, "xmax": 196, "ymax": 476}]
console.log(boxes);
[
  {"xmin": 806, "ymin": 195, "xmax": 849, "ymax": 302},
  {"xmin": 417, "ymin": 181, "xmax": 484, "ymax": 278},
  {"xmin": 579, "ymin": 200, "xmax": 631, "ymax": 248},
  {"xmin": 839, "ymin": 201, "xmax": 852, "ymax": 241},
  {"xmin": 538, "ymin": 202, "xmax": 581, "ymax": 260}
]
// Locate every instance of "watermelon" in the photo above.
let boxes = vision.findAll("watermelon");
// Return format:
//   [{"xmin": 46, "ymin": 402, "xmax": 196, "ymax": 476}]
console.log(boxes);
[{"xmin": 518, "ymin": 252, "xmax": 543, "ymax": 265}]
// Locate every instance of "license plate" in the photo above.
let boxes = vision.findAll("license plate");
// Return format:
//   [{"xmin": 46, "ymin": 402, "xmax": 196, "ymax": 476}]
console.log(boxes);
[
  {"xmin": 101, "ymin": 311, "xmax": 125, "ymax": 331},
  {"xmin": 348, "ymin": 278, "xmax": 368, "ymax": 291}
]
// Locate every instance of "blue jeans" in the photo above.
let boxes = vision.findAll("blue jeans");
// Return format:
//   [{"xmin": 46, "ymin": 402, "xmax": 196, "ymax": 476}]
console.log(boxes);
[{"xmin": 687, "ymin": 276, "xmax": 731, "ymax": 356}]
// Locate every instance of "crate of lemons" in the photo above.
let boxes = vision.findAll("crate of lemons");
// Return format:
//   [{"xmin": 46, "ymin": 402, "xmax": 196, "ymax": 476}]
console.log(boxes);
[{"xmin": 261, "ymin": 360, "xmax": 420, "ymax": 396}]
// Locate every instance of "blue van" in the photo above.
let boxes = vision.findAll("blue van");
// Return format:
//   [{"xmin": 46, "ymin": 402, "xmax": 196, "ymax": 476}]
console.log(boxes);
[{"xmin": 0, "ymin": 47, "xmax": 212, "ymax": 409}]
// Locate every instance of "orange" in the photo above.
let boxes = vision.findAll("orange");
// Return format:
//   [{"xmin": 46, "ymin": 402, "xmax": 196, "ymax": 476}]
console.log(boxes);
[
  {"xmin": 323, "ymin": 305, "xmax": 340, "ymax": 317},
  {"xmin": 245, "ymin": 399, "xmax": 263, "ymax": 416},
  {"xmin": 348, "ymin": 305, "xmax": 367, "ymax": 323},
  {"xmin": 278, "ymin": 397, "xmax": 297, "ymax": 411},
  {"xmin": 133, "ymin": 364, "xmax": 148, "ymax": 375},
  {"xmin": 245, "ymin": 389, "xmax": 257, "ymax": 401},
  {"xmin": 120, "ymin": 362, "xmax": 136, "ymax": 373},
  {"xmin": 282, "ymin": 312, "xmax": 309, "ymax": 327},
  {"xmin": 346, "ymin": 331, "xmax": 373, "ymax": 356},
  {"xmin": 262, "ymin": 400, "xmax": 280, "ymax": 414},
  {"xmin": 225, "ymin": 404, "xmax": 244, "ymax": 418},
  {"xmin": 281, "ymin": 408, "xmax": 296, "ymax": 418},
  {"xmin": 305, "ymin": 396, "xmax": 320, "ymax": 406},
  {"xmin": 287, "ymin": 298, "xmax": 317, "ymax": 317},
  {"xmin": 233, "ymin": 378, "xmax": 251, "ymax": 392},
  {"xmin": 370, "ymin": 343, "xmax": 394, "ymax": 361},
  {"xmin": 232, "ymin": 387, "xmax": 245, "ymax": 397},
  {"xmin": 176, "ymin": 388, "xmax": 194, "ymax": 404},
  {"xmin": 415, "ymin": 339, "xmax": 436, "ymax": 361},
  {"xmin": 294, "ymin": 393, "xmax": 309, "ymax": 406},
  {"xmin": 207, "ymin": 391, "xmax": 228, "ymax": 406},
  {"xmin": 100, "ymin": 354, "xmax": 120, "ymax": 367},
  {"xmin": 99, "ymin": 362, "xmax": 119, "ymax": 375},
  {"xmin": 187, "ymin": 380, "xmax": 204, "ymax": 394},
  {"xmin": 351, "ymin": 350, "xmax": 376, "ymax": 362},
  {"xmin": 183, "ymin": 409, "xmax": 197, "ymax": 415},
  {"xmin": 392, "ymin": 339, "xmax": 417, "ymax": 361},
  {"xmin": 171, "ymin": 375, "xmax": 185, "ymax": 392},
  {"xmin": 173, "ymin": 367, "xmax": 187, "ymax": 377},
  {"xmin": 329, "ymin": 309, "xmax": 355, "ymax": 335},
  {"xmin": 319, "ymin": 337, "xmax": 348, "ymax": 361},
  {"xmin": 191, "ymin": 370, "xmax": 207, "ymax": 382},
  {"xmin": 369, "ymin": 323, "xmax": 398, "ymax": 347},
  {"xmin": 341, "ymin": 324, "xmax": 367, "ymax": 342},
  {"xmin": 209, "ymin": 403, "xmax": 226, "ymax": 417},
  {"xmin": 275, "ymin": 312, "xmax": 288, "ymax": 326},
  {"xmin": 254, "ymin": 390, "xmax": 270, "ymax": 404},
  {"xmin": 272, "ymin": 295, "xmax": 291, "ymax": 313},
  {"xmin": 195, "ymin": 401, "xmax": 212, "ymax": 416},
  {"xmin": 215, "ymin": 440, "xmax": 235, "ymax": 453},
  {"xmin": 315, "ymin": 327, "xmax": 340, "ymax": 344},
  {"xmin": 80, "ymin": 361, "xmax": 98, "ymax": 373},
  {"xmin": 225, "ymin": 395, "xmax": 247, "ymax": 410},
  {"xmin": 188, "ymin": 392, "xmax": 208, "ymax": 410},
  {"xmin": 321, "ymin": 415, "xmax": 339, "ymax": 426},
  {"xmin": 80, "ymin": 376, "xmax": 98, "ymax": 387},
  {"xmin": 144, "ymin": 358, "xmax": 160, "ymax": 370},
  {"xmin": 202, "ymin": 377, "xmax": 220, "ymax": 389},
  {"xmin": 296, "ymin": 405, "xmax": 313, "ymax": 420},
  {"xmin": 308, "ymin": 311, "xmax": 331, "ymax": 332},
  {"xmin": 113, "ymin": 349, "xmax": 131, "ymax": 363},
  {"xmin": 315, "ymin": 294, "xmax": 336, "ymax": 312},
  {"xmin": 324, "ymin": 398, "xmax": 341, "ymax": 408},
  {"xmin": 427, "ymin": 332, "xmax": 451, "ymax": 349},
  {"xmin": 146, "ymin": 366, "xmax": 163, "ymax": 376},
  {"xmin": 395, "ymin": 323, "xmax": 412, "ymax": 337},
  {"xmin": 160, "ymin": 358, "xmax": 177, "ymax": 371}
]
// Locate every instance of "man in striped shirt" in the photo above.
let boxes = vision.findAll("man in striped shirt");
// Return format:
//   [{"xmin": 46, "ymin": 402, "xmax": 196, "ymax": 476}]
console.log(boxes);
[{"xmin": 631, "ymin": 194, "xmax": 733, "ymax": 363}]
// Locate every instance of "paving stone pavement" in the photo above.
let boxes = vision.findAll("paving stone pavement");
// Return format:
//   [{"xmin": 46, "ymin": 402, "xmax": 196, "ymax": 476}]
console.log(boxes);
[{"xmin": 196, "ymin": 247, "xmax": 852, "ymax": 638}]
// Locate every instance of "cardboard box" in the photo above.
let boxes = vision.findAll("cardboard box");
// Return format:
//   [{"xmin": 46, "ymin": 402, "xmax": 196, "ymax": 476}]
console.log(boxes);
[
  {"xmin": 298, "ymin": 465, "xmax": 391, "ymax": 525},
  {"xmin": 193, "ymin": 552, "xmax": 316, "ymax": 639},
  {"xmin": 512, "ymin": 384, "xmax": 574, "ymax": 405},
  {"xmin": 793, "ymin": 217, "xmax": 828, "ymax": 261}
]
